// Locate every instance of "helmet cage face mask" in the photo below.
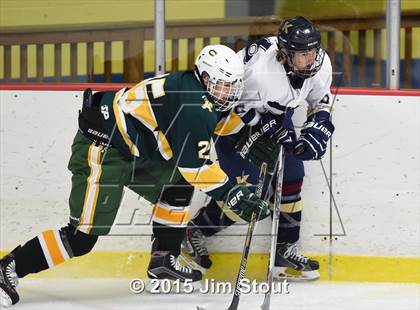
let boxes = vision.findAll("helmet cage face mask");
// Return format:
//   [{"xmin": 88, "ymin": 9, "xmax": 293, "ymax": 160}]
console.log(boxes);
[
  {"xmin": 205, "ymin": 76, "xmax": 244, "ymax": 112},
  {"xmin": 280, "ymin": 47, "xmax": 325, "ymax": 78}
]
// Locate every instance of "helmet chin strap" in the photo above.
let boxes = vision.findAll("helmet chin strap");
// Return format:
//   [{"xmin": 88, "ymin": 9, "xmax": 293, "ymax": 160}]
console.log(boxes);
[
  {"xmin": 283, "ymin": 62, "xmax": 294, "ymax": 74},
  {"xmin": 284, "ymin": 61, "xmax": 306, "ymax": 79},
  {"xmin": 194, "ymin": 66, "xmax": 213, "ymax": 100},
  {"xmin": 194, "ymin": 66, "xmax": 206, "ymax": 88}
]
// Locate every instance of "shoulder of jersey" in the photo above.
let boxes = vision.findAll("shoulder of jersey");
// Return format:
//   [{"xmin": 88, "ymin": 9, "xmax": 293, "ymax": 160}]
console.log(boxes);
[
  {"xmin": 171, "ymin": 72, "xmax": 217, "ymax": 118},
  {"xmin": 243, "ymin": 36, "xmax": 278, "ymax": 64},
  {"xmin": 167, "ymin": 71, "xmax": 192, "ymax": 87},
  {"xmin": 167, "ymin": 71, "xmax": 204, "ymax": 95}
]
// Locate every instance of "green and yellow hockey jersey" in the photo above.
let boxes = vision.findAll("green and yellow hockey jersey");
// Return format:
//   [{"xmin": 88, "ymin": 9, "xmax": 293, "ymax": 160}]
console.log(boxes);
[{"xmin": 100, "ymin": 71, "xmax": 243, "ymax": 201}]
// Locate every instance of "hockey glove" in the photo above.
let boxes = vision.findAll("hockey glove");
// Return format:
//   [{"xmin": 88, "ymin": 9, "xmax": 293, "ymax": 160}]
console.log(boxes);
[
  {"xmin": 294, "ymin": 111, "xmax": 335, "ymax": 160},
  {"xmin": 235, "ymin": 113, "xmax": 287, "ymax": 174},
  {"xmin": 223, "ymin": 185, "xmax": 270, "ymax": 222},
  {"xmin": 236, "ymin": 128, "xmax": 280, "ymax": 175},
  {"xmin": 271, "ymin": 127, "xmax": 297, "ymax": 150},
  {"xmin": 78, "ymin": 89, "xmax": 112, "ymax": 147}
]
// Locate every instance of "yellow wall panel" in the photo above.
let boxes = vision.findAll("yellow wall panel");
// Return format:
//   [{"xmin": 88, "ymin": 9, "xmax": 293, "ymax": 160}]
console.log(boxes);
[
  {"xmin": 403, "ymin": 0, "xmax": 420, "ymax": 10},
  {"xmin": 0, "ymin": 0, "xmax": 224, "ymax": 27},
  {"xmin": 43, "ymin": 44, "xmax": 54, "ymax": 77},
  {"xmin": 166, "ymin": 39, "xmax": 172, "ymax": 72},
  {"xmin": 93, "ymin": 42, "xmax": 104, "ymax": 74},
  {"xmin": 366, "ymin": 29, "xmax": 374, "ymax": 59},
  {"xmin": 194, "ymin": 38, "xmax": 204, "ymax": 58},
  {"xmin": 166, "ymin": 0, "xmax": 225, "ymax": 20},
  {"xmin": 77, "ymin": 43, "xmax": 87, "ymax": 76},
  {"xmin": 112, "ymin": 42, "xmax": 124, "ymax": 74},
  {"xmin": 61, "ymin": 44, "xmax": 70, "ymax": 77},
  {"xmin": 275, "ymin": 0, "xmax": 387, "ymax": 19},
  {"xmin": 11, "ymin": 45, "xmax": 20, "ymax": 79},
  {"xmin": 144, "ymin": 40, "xmax": 155, "ymax": 73},
  {"xmin": 411, "ymin": 28, "xmax": 420, "ymax": 58},
  {"xmin": 26, "ymin": 45, "xmax": 36, "ymax": 78},
  {"xmin": 178, "ymin": 39, "xmax": 188, "ymax": 71},
  {"xmin": 0, "ymin": 0, "xmax": 154, "ymax": 27},
  {"xmin": 210, "ymin": 37, "xmax": 221, "ymax": 45}
]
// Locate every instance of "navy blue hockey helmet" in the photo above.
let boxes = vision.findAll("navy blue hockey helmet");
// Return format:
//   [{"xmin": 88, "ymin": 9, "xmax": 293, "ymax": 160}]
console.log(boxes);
[{"xmin": 277, "ymin": 16, "xmax": 325, "ymax": 78}]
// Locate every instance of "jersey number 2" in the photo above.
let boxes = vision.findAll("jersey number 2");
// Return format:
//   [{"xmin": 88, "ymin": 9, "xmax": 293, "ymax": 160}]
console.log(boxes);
[{"xmin": 198, "ymin": 141, "xmax": 210, "ymax": 160}]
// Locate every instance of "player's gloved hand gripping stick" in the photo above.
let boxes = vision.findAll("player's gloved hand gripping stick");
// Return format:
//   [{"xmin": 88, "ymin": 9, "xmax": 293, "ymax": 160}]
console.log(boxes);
[
  {"xmin": 235, "ymin": 113, "xmax": 295, "ymax": 174},
  {"xmin": 197, "ymin": 162, "xmax": 268, "ymax": 310}
]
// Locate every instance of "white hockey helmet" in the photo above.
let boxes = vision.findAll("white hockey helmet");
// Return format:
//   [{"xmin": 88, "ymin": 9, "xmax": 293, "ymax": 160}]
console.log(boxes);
[{"xmin": 195, "ymin": 45, "xmax": 244, "ymax": 112}]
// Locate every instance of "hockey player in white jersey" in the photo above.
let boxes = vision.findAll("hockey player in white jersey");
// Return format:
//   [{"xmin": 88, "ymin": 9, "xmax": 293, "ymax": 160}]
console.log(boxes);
[{"xmin": 182, "ymin": 16, "xmax": 335, "ymax": 281}]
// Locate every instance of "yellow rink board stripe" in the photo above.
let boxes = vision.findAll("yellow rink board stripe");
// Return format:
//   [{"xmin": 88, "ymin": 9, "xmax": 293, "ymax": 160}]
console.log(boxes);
[{"xmin": 0, "ymin": 251, "xmax": 418, "ymax": 283}]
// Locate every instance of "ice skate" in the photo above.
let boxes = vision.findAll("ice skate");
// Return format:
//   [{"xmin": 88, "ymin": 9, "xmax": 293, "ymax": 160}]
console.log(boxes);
[
  {"xmin": 181, "ymin": 222, "xmax": 212, "ymax": 272},
  {"xmin": 147, "ymin": 251, "xmax": 202, "ymax": 293},
  {"xmin": 273, "ymin": 242, "xmax": 320, "ymax": 281},
  {"xmin": 0, "ymin": 252, "xmax": 19, "ymax": 307}
]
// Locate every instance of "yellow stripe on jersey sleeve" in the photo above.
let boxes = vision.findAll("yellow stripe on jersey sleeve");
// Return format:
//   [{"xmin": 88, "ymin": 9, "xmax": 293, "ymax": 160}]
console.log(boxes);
[
  {"xmin": 156, "ymin": 130, "xmax": 173, "ymax": 160},
  {"xmin": 116, "ymin": 82, "xmax": 173, "ymax": 160},
  {"xmin": 131, "ymin": 87, "xmax": 159, "ymax": 131},
  {"xmin": 126, "ymin": 90, "xmax": 137, "ymax": 106},
  {"xmin": 129, "ymin": 87, "xmax": 173, "ymax": 159},
  {"xmin": 178, "ymin": 162, "xmax": 228, "ymax": 192},
  {"xmin": 120, "ymin": 83, "xmax": 147, "ymax": 111},
  {"xmin": 214, "ymin": 112, "xmax": 244, "ymax": 136},
  {"xmin": 113, "ymin": 90, "xmax": 140, "ymax": 156}
]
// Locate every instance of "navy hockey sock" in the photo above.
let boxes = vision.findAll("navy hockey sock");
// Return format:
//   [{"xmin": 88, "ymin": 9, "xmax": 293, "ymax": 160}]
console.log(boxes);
[
  {"xmin": 277, "ymin": 210, "xmax": 302, "ymax": 244},
  {"xmin": 192, "ymin": 199, "xmax": 235, "ymax": 237}
]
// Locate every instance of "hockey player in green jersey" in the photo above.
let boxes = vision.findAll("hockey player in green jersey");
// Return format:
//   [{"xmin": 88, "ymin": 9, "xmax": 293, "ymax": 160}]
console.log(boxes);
[{"xmin": 0, "ymin": 45, "xmax": 270, "ymax": 307}]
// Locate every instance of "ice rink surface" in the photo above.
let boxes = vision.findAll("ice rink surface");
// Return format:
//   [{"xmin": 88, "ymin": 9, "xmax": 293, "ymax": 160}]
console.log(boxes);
[{"xmin": 9, "ymin": 278, "xmax": 420, "ymax": 310}]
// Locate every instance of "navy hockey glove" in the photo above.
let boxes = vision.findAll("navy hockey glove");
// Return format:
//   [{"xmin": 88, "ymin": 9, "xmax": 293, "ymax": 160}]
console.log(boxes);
[
  {"xmin": 271, "ymin": 127, "xmax": 297, "ymax": 150},
  {"xmin": 223, "ymin": 185, "xmax": 270, "ymax": 222},
  {"xmin": 294, "ymin": 112, "xmax": 335, "ymax": 160}
]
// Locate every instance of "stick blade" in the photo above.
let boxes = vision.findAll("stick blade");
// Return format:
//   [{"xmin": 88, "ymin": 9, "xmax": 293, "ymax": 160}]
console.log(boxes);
[{"xmin": 260, "ymin": 297, "xmax": 270, "ymax": 310}]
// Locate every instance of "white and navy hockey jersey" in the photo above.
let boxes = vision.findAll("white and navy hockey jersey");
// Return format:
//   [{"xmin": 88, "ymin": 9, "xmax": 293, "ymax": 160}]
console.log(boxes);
[{"xmin": 235, "ymin": 36, "xmax": 333, "ymax": 127}]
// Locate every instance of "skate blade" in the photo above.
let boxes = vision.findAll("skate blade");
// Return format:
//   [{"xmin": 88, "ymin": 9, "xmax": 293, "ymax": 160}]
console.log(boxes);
[
  {"xmin": 145, "ymin": 278, "xmax": 202, "ymax": 294},
  {"xmin": 179, "ymin": 251, "xmax": 208, "ymax": 274},
  {"xmin": 0, "ymin": 289, "xmax": 13, "ymax": 307},
  {"xmin": 272, "ymin": 267, "xmax": 320, "ymax": 282}
]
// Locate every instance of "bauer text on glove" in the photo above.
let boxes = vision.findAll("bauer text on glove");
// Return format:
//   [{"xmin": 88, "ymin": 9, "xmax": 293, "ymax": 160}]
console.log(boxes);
[
  {"xmin": 236, "ymin": 129, "xmax": 280, "ymax": 174},
  {"xmin": 223, "ymin": 185, "xmax": 270, "ymax": 222},
  {"xmin": 294, "ymin": 112, "xmax": 335, "ymax": 160}
]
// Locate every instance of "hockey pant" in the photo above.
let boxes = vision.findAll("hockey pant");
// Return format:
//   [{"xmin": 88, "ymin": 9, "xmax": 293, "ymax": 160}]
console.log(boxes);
[{"xmin": 11, "ymin": 130, "xmax": 194, "ymax": 278}]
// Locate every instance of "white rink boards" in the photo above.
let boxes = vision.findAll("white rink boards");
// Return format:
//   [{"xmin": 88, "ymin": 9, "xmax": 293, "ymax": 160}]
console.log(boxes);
[{"xmin": 1, "ymin": 89, "xmax": 418, "ymax": 258}]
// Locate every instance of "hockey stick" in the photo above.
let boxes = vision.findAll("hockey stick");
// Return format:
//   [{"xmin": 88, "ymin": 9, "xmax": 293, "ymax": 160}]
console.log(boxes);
[
  {"xmin": 226, "ymin": 161, "xmax": 267, "ymax": 310},
  {"xmin": 197, "ymin": 161, "xmax": 268, "ymax": 310},
  {"xmin": 261, "ymin": 146, "xmax": 285, "ymax": 310}
]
